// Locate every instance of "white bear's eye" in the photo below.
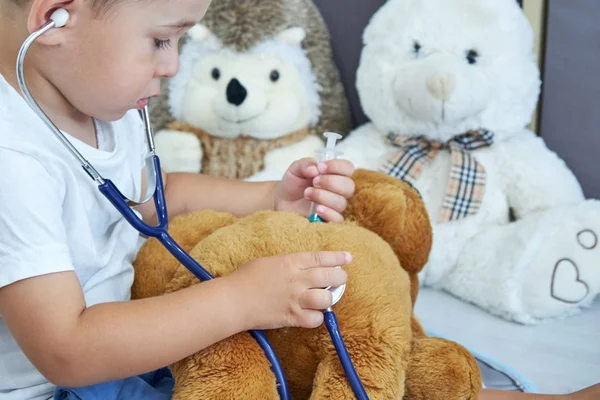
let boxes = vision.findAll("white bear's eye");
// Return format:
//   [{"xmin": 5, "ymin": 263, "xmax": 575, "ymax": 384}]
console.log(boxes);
[
  {"xmin": 270, "ymin": 70, "xmax": 280, "ymax": 82},
  {"xmin": 412, "ymin": 41, "xmax": 422, "ymax": 56},
  {"xmin": 211, "ymin": 68, "xmax": 221, "ymax": 80},
  {"xmin": 466, "ymin": 49, "xmax": 479, "ymax": 65}
]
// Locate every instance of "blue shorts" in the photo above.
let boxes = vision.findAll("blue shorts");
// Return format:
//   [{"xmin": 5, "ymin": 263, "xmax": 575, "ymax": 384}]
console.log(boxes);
[{"xmin": 53, "ymin": 367, "xmax": 174, "ymax": 400}]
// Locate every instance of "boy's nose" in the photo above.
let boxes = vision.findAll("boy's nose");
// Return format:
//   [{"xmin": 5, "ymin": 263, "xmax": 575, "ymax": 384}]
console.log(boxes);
[{"xmin": 157, "ymin": 52, "xmax": 180, "ymax": 79}]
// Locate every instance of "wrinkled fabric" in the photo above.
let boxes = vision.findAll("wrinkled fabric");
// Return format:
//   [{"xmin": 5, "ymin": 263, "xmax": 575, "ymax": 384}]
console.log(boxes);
[{"xmin": 53, "ymin": 367, "xmax": 174, "ymax": 400}]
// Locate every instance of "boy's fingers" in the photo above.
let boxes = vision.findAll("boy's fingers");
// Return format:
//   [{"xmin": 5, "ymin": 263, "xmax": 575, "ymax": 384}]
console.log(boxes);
[
  {"xmin": 302, "ymin": 266, "xmax": 348, "ymax": 289},
  {"xmin": 288, "ymin": 158, "xmax": 355, "ymax": 181},
  {"xmin": 297, "ymin": 310, "xmax": 324, "ymax": 328},
  {"xmin": 300, "ymin": 251, "xmax": 352, "ymax": 269},
  {"xmin": 288, "ymin": 158, "xmax": 319, "ymax": 179},
  {"xmin": 305, "ymin": 188, "xmax": 347, "ymax": 213},
  {"xmin": 318, "ymin": 159, "xmax": 355, "ymax": 177},
  {"xmin": 312, "ymin": 205, "xmax": 344, "ymax": 224},
  {"xmin": 313, "ymin": 175, "xmax": 355, "ymax": 199},
  {"xmin": 299, "ymin": 289, "xmax": 333, "ymax": 310}
]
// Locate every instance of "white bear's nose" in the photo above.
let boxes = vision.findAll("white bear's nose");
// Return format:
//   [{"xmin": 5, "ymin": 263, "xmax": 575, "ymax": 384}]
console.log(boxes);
[{"xmin": 426, "ymin": 73, "xmax": 456, "ymax": 101}]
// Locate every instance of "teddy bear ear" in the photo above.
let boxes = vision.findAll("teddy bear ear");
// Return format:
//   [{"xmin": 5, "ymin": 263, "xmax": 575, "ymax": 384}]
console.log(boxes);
[
  {"xmin": 187, "ymin": 23, "xmax": 214, "ymax": 43},
  {"xmin": 276, "ymin": 26, "xmax": 306, "ymax": 46}
]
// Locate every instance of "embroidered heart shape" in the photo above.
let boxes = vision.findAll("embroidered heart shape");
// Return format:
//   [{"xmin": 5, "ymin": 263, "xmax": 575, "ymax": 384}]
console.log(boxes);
[{"xmin": 550, "ymin": 258, "xmax": 589, "ymax": 304}]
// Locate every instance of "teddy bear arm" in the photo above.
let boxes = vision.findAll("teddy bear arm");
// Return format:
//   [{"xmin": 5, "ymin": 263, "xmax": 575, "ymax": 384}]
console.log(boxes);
[
  {"xmin": 501, "ymin": 132, "xmax": 585, "ymax": 218},
  {"xmin": 153, "ymin": 129, "xmax": 203, "ymax": 174}
]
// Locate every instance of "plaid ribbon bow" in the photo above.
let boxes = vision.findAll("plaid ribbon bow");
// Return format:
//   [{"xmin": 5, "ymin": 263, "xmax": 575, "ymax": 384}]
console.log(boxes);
[{"xmin": 380, "ymin": 130, "xmax": 494, "ymax": 222}]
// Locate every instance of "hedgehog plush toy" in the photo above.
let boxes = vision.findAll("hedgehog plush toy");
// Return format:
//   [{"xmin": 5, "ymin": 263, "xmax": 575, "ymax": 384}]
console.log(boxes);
[{"xmin": 149, "ymin": 0, "xmax": 352, "ymax": 181}]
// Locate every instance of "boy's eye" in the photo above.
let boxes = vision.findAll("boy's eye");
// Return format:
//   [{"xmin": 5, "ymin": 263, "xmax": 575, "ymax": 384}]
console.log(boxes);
[{"xmin": 154, "ymin": 39, "xmax": 172, "ymax": 50}]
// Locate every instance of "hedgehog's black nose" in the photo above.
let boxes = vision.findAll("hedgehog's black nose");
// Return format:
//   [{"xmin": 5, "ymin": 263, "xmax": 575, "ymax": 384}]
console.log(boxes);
[{"xmin": 226, "ymin": 78, "xmax": 247, "ymax": 106}]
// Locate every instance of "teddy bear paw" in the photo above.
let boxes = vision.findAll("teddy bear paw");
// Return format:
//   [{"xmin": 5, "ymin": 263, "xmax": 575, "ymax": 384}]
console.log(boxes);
[
  {"xmin": 154, "ymin": 129, "xmax": 203, "ymax": 173},
  {"xmin": 520, "ymin": 205, "xmax": 600, "ymax": 322}
]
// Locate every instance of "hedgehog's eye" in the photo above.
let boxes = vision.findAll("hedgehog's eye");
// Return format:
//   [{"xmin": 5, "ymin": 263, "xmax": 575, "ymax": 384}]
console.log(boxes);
[
  {"xmin": 466, "ymin": 49, "xmax": 479, "ymax": 65},
  {"xmin": 413, "ymin": 41, "xmax": 422, "ymax": 56},
  {"xmin": 270, "ymin": 70, "xmax": 280, "ymax": 82},
  {"xmin": 211, "ymin": 67, "xmax": 221, "ymax": 80}
]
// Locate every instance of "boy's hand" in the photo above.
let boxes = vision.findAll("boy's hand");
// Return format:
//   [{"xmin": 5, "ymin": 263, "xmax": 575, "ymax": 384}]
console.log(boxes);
[
  {"xmin": 273, "ymin": 158, "xmax": 355, "ymax": 223},
  {"xmin": 227, "ymin": 251, "xmax": 351, "ymax": 330}
]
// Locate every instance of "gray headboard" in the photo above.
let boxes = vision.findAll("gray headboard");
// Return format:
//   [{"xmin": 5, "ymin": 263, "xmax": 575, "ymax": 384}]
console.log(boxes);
[
  {"xmin": 312, "ymin": 0, "xmax": 387, "ymax": 129},
  {"xmin": 539, "ymin": 1, "xmax": 600, "ymax": 199}
]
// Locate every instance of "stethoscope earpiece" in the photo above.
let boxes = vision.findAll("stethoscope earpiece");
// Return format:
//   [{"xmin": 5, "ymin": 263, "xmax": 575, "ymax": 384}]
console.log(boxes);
[{"xmin": 49, "ymin": 8, "xmax": 69, "ymax": 28}]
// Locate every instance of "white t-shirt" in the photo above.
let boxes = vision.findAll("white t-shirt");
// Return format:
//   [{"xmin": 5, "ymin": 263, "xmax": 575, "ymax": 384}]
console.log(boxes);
[{"xmin": 0, "ymin": 74, "xmax": 148, "ymax": 399}]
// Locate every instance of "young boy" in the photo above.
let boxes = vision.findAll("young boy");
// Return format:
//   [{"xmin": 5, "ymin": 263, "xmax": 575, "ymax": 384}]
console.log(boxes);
[
  {"xmin": 0, "ymin": 0, "xmax": 598, "ymax": 399},
  {"xmin": 0, "ymin": 0, "xmax": 354, "ymax": 397}
]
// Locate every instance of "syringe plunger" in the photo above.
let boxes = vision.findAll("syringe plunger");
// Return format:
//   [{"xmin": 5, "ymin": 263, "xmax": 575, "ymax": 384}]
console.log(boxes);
[{"xmin": 315, "ymin": 132, "xmax": 343, "ymax": 162}]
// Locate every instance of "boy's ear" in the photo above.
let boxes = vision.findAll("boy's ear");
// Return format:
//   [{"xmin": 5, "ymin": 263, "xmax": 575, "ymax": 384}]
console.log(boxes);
[{"xmin": 26, "ymin": 0, "xmax": 75, "ymax": 45}]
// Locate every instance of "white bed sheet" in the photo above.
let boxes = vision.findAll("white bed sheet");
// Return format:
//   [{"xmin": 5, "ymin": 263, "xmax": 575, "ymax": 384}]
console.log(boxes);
[{"xmin": 414, "ymin": 288, "xmax": 600, "ymax": 395}]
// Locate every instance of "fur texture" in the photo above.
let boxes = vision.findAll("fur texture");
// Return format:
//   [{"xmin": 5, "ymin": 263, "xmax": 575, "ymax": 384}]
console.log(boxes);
[
  {"xmin": 132, "ymin": 169, "xmax": 482, "ymax": 399},
  {"xmin": 166, "ymin": 122, "xmax": 311, "ymax": 178},
  {"xmin": 338, "ymin": 0, "xmax": 600, "ymax": 323}
]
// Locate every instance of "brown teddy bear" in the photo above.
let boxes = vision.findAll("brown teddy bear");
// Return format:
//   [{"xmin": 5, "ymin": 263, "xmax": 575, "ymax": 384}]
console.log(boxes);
[{"xmin": 131, "ymin": 169, "xmax": 482, "ymax": 399}]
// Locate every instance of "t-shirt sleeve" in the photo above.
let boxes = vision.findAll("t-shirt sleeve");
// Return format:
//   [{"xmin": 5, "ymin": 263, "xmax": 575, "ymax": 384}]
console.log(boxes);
[{"xmin": 0, "ymin": 148, "xmax": 74, "ymax": 288}]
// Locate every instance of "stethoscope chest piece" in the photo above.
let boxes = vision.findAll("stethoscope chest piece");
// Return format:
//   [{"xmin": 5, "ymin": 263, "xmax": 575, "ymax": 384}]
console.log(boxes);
[
  {"xmin": 325, "ymin": 265, "xmax": 346, "ymax": 309},
  {"xmin": 330, "ymin": 283, "xmax": 346, "ymax": 307}
]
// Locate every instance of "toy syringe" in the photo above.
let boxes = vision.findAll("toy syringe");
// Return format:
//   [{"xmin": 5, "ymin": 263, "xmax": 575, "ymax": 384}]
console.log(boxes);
[
  {"xmin": 308, "ymin": 132, "xmax": 343, "ymax": 222},
  {"xmin": 308, "ymin": 131, "xmax": 346, "ymax": 306}
]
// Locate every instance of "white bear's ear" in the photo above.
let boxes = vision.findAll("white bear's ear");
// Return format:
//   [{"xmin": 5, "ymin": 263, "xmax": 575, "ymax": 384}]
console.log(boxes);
[
  {"xmin": 187, "ymin": 23, "xmax": 214, "ymax": 43},
  {"xmin": 276, "ymin": 27, "xmax": 306, "ymax": 46}
]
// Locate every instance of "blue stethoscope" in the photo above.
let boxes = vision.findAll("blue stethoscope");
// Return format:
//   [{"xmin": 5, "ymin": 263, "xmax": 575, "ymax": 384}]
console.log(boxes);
[{"xmin": 16, "ymin": 9, "xmax": 369, "ymax": 399}]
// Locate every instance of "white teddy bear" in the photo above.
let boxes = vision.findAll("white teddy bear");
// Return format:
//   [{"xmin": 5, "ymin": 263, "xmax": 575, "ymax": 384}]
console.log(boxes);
[{"xmin": 337, "ymin": 0, "xmax": 600, "ymax": 324}]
